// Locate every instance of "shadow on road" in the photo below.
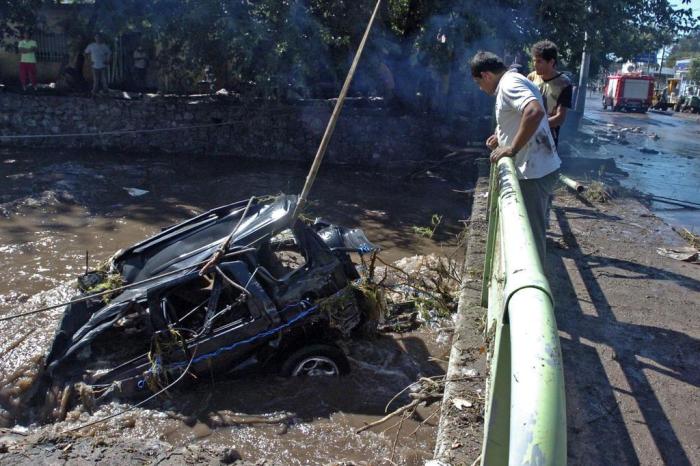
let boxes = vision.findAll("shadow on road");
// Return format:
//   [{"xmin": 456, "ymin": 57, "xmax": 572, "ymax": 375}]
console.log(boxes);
[{"xmin": 547, "ymin": 206, "xmax": 699, "ymax": 466}]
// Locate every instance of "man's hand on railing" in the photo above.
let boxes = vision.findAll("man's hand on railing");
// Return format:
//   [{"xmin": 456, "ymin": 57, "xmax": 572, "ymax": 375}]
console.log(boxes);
[
  {"xmin": 486, "ymin": 133, "xmax": 499, "ymax": 150},
  {"xmin": 489, "ymin": 145, "xmax": 515, "ymax": 164}
]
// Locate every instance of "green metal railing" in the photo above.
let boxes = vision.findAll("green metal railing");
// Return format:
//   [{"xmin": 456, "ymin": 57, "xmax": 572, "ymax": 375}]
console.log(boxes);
[{"xmin": 480, "ymin": 158, "xmax": 567, "ymax": 465}]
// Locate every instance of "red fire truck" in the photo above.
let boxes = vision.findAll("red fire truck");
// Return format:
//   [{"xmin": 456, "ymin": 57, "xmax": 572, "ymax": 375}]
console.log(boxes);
[{"xmin": 602, "ymin": 73, "xmax": 655, "ymax": 113}]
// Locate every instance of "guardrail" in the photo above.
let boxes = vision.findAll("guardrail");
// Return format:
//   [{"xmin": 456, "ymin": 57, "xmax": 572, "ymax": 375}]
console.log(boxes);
[{"xmin": 479, "ymin": 158, "xmax": 567, "ymax": 465}]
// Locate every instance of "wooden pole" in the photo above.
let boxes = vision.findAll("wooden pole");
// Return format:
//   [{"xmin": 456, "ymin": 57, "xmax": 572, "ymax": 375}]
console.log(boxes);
[{"xmin": 293, "ymin": 0, "xmax": 383, "ymax": 218}]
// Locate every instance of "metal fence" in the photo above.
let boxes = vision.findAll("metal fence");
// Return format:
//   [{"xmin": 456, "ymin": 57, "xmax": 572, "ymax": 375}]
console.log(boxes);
[
  {"xmin": 479, "ymin": 158, "xmax": 567, "ymax": 465},
  {"xmin": 35, "ymin": 32, "xmax": 68, "ymax": 63}
]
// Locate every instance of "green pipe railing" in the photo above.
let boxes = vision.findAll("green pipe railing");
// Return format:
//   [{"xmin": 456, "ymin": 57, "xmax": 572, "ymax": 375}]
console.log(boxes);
[{"xmin": 480, "ymin": 158, "xmax": 567, "ymax": 466}]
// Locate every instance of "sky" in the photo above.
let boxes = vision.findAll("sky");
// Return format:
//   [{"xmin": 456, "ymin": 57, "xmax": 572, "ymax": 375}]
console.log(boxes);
[{"xmin": 679, "ymin": 0, "xmax": 700, "ymax": 11}]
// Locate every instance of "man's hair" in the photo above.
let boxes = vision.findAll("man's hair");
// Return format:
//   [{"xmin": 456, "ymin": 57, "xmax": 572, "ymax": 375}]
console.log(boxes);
[
  {"xmin": 470, "ymin": 51, "xmax": 507, "ymax": 78},
  {"xmin": 531, "ymin": 40, "xmax": 558, "ymax": 65}
]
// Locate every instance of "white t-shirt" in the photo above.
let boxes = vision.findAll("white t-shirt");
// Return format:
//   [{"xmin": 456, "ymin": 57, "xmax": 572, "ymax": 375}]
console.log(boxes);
[
  {"xmin": 495, "ymin": 70, "xmax": 561, "ymax": 179},
  {"xmin": 85, "ymin": 43, "xmax": 111, "ymax": 69}
]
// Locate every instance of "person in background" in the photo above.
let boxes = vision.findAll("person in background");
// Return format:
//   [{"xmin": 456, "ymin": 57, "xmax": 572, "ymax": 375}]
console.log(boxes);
[
  {"xmin": 527, "ymin": 40, "xmax": 573, "ymax": 147},
  {"xmin": 471, "ymin": 51, "xmax": 561, "ymax": 265},
  {"xmin": 84, "ymin": 33, "xmax": 112, "ymax": 95},
  {"xmin": 18, "ymin": 30, "xmax": 38, "ymax": 91},
  {"xmin": 132, "ymin": 45, "xmax": 149, "ymax": 91}
]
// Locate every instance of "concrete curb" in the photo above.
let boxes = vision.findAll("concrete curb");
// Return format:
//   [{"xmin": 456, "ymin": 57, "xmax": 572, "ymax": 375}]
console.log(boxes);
[{"xmin": 432, "ymin": 160, "xmax": 490, "ymax": 465}]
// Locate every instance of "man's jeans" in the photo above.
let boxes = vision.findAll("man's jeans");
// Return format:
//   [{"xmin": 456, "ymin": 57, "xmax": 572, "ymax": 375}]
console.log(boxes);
[
  {"xmin": 92, "ymin": 67, "xmax": 108, "ymax": 93},
  {"xmin": 519, "ymin": 169, "xmax": 560, "ymax": 266}
]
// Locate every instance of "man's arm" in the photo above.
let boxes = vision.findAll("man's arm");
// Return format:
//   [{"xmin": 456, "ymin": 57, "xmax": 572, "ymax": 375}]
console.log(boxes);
[
  {"xmin": 548, "ymin": 104, "xmax": 567, "ymax": 128},
  {"xmin": 490, "ymin": 100, "xmax": 545, "ymax": 163},
  {"xmin": 549, "ymin": 84, "xmax": 572, "ymax": 128},
  {"xmin": 19, "ymin": 42, "xmax": 37, "ymax": 53}
]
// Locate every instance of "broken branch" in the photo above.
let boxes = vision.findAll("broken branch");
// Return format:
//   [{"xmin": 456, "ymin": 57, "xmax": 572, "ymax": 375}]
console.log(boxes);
[{"xmin": 357, "ymin": 398, "xmax": 422, "ymax": 433}]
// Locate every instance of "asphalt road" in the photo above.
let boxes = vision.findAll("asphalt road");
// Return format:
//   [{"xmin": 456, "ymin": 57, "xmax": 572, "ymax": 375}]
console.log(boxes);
[{"xmin": 580, "ymin": 93, "xmax": 700, "ymax": 231}]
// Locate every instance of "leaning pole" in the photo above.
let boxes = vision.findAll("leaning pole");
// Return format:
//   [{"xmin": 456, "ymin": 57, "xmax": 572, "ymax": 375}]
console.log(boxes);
[{"xmin": 293, "ymin": 0, "xmax": 383, "ymax": 218}]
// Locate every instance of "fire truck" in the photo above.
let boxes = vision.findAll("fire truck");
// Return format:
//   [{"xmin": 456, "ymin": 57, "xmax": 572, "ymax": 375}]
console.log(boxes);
[{"xmin": 602, "ymin": 64, "xmax": 655, "ymax": 113}]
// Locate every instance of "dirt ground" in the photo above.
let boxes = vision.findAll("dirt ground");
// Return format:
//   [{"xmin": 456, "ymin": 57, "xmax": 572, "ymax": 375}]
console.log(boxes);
[
  {"xmin": 0, "ymin": 430, "xmax": 236, "ymax": 465},
  {"xmin": 548, "ymin": 188, "xmax": 700, "ymax": 466}
]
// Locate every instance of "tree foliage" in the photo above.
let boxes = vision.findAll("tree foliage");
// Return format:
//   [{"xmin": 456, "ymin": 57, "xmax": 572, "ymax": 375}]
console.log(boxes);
[
  {"xmin": 1, "ymin": 0, "xmax": 697, "ymax": 97},
  {"xmin": 530, "ymin": 0, "xmax": 696, "ymax": 71},
  {"xmin": 666, "ymin": 30, "xmax": 700, "ymax": 67},
  {"xmin": 0, "ymin": 0, "xmax": 42, "ymax": 43},
  {"xmin": 689, "ymin": 58, "xmax": 700, "ymax": 82}
]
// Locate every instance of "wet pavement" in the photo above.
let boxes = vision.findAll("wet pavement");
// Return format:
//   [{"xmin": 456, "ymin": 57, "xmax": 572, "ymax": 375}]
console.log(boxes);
[
  {"xmin": 578, "ymin": 92, "xmax": 700, "ymax": 231},
  {"xmin": 0, "ymin": 148, "xmax": 475, "ymax": 464}
]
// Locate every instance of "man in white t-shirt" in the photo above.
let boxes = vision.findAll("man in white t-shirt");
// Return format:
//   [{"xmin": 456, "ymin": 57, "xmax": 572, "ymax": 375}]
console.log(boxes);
[
  {"xmin": 470, "ymin": 51, "xmax": 561, "ymax": 264},
  {"xmin": 85, "ymin": 34, "xmax": 111, "ymax": 94}
]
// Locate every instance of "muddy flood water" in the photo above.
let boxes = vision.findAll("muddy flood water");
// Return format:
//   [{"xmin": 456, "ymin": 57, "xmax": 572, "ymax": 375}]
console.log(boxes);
[{"xmin": 0, "ymin": 148, "xmax": 476, "ymax": 465}]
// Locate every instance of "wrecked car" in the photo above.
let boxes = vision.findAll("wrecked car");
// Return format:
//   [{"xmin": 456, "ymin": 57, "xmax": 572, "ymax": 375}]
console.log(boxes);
[{"xmin": 42, "ymin": 194, "xmax": 380, "ymax": 405}]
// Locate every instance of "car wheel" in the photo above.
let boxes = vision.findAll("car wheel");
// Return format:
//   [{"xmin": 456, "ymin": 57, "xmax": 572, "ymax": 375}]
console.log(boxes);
[{"xmin": 280, "ymin": 344, "xmax": 350, "ymax": 377}]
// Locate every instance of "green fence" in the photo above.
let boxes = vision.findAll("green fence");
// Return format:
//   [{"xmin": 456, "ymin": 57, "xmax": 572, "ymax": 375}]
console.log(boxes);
[{"xmin": 479, "ymin": 158, "xmax": 567, "ymax": 465}]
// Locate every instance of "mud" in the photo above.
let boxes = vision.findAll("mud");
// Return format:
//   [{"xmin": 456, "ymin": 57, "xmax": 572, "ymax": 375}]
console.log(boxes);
[
  {"xmin": 548, "ymin": 189, "xmax": 700, "ymax": 465},
  {"xmin": 0, "ymin": 148, "xmax": 476, "ymax": 464}
]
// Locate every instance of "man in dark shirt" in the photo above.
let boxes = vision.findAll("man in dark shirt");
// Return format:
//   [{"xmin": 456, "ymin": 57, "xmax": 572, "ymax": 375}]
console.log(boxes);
[{"xmin": 527, "ymin": 40, "xmax": 572, "ymax": 146}]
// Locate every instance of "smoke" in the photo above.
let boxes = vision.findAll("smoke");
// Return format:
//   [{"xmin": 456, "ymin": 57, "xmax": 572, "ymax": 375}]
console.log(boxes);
[{"xmin": 65, "ymin": 0, "xmax": 541, "ymax": 115}]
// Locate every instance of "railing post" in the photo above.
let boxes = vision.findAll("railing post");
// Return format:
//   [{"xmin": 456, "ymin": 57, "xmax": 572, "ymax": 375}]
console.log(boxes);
[{"xmin": 481, "ymin": 163, "xmax": 499, "ymax": 308}]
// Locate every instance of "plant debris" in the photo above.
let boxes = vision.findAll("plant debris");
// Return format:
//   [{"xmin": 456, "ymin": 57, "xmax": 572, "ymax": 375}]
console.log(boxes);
[{"xmin": 584, "ymin": 181, "xmax": 614, "ymax": 203}]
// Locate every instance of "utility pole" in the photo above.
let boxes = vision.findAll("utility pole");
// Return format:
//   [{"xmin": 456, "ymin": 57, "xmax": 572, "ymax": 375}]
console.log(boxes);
[
  {"xmin": 575, "ymin": 30, "xmax": 591, "ymax": 128},
  {"xmin": 659, "ymin": 46, "xmax": 667, "ymax": 75}
]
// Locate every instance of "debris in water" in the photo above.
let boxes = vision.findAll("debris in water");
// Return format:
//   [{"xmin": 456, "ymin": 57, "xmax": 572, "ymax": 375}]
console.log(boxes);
[
  {"xmin": 13, "ymin": 195, "xmax": 381, "ymax": 420},
  {"xmin": 123, "ymin": 187, "xmax": 149, "ymax": 197}
]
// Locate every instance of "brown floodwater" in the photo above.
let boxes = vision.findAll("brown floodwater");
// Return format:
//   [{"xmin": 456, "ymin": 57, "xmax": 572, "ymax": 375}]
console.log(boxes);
[{"xmin": 0, "ymin": 147, "xmax": 476, "ymax": 464}]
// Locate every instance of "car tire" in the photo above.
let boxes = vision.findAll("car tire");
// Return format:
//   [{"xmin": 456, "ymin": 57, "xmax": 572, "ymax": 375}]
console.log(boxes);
[{"xmin": 280, "ymin": 343, "xmax": 350, "ymax": 377}]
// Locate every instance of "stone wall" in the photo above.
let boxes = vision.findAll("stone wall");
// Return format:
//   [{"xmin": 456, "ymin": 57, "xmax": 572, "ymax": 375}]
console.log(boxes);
[{"xmin": 0, "ymin": 92, "xmax": 491, "ymax": 166}]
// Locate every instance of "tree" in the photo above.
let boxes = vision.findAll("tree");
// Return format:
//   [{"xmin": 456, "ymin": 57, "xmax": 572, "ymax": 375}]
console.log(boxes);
[
  {"xmin": 529, "ymin": 0, "xmax": 697, "ymax": 72},
  {"xmin": 689, "ymin": 58, "xmax": 700, "ymax": 82},
  {"xmin": 2, "ymin": 0, "xmax": 697, "ymax": 104},
  {"xmin": 0, "ymin": 0, "xmax": 43, "ymax": 49},
  {"xmin": 666, "ymin": 30, "xmax": 700, "ymax": 67}
]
